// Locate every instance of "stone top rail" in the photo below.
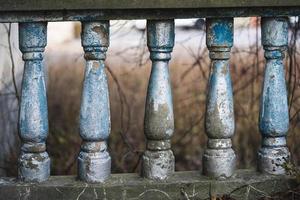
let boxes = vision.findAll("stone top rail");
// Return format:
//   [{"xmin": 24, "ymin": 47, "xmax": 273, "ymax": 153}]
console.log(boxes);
[
  {"xmin": 1, "ymin": 0, "xmax": 299, "ymax": 11},
  {"xmin": 0, "ymin": 1, "xmax": 299, "ymax": 22}
]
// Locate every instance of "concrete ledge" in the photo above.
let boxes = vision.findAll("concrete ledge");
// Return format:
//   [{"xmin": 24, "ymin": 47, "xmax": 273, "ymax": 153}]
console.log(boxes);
[{"xmin": 0, "ymin": 170, "xmax": 298, "ymax": 200}]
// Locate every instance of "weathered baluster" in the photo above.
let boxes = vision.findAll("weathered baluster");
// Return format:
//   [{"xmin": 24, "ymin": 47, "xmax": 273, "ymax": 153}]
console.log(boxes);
[
  {"xmin": 78, "ymin": 21, "xmax": 111, "ymax": 183},
  {"xmin": 258, "ymin": 17, "xmax": 290, "ymax": 174},
  {"xmin": 143, "ymin": 20, "xmax": 175, "ymax": 180},
  {"xmin": 203, "ymin": 18, "xmax": 236, "ymax": 178},
  {"xmin": 18, "ymin": 22, "xmax": 50, "ymax": 182}
]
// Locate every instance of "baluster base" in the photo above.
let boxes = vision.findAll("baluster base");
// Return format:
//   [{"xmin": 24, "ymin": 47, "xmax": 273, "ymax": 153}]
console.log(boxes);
[
  {"xmin": 142, "ymin": 150, "xmax": 174, "ymax": 180},
  {"xmin": 78, "ymin": 151, "xmax": 111, "ymax": 183},
  {"xmin": 258, "ymin": 146, "xmax": 290, "ymax": 175},
  {"xmin": 203, "ymin": 148, "xmax": 236, "ymax": 179},
  {"xmin": 18, "ymin": 152, "xmax": 50, "ymax": 182}
]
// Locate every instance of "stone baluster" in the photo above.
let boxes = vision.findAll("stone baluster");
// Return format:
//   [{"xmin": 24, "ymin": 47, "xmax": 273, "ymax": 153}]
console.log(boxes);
[
  {"xmin": 143, "ymin": 20, "xmax": 175, "ymax": 180},
  {"xmin": 258, "ymin": 17, "xmax": 290, "ymax": 174},
  {"xmin": 203, "ymin": 18, "xmax": 236, "ymax": 178},
  {"xmin": 18, "ymin": 22, "xmax": 50, "ymax": 182},
  {"xmin": 78, "ymin": 21, "xmax": 111, "ymax": 183}
]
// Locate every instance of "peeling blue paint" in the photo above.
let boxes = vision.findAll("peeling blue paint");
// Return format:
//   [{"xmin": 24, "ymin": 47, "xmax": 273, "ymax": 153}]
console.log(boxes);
[
  {"xmin": 203, "ymin": 18, "xmax": 236, "ymax": 179},
  {"xmin": 143, "ymin": 20, "xmax": 175, "ymax": 180},
  {"xmin": 258, "ymin": 17, "xmax": 290, "ymax": 175},
  {"xmin": 78, "ymin": 21, "xmax": 111, "ymax": 183},
  {"xmin": 18, "ymin": 22, "xmax": 50, "ymax": 183},
  {"xmin": 206, "ymin": 60, "xmax": 234, "ymax": 138},
  {"xmin": 79, "ymin": 60, "xmax": 110, "ymax": 140},
  {"xmin": 206, "ymin": 18, "xmax": 233, "ymax": 48},
  {"xmin": 259, "ymin": 59, "xmax": 289, "ymax": 136}
]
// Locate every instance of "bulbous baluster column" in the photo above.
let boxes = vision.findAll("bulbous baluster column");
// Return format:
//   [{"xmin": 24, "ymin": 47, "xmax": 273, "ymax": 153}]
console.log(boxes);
[
  {"xmin": 18, "ymin": 22, "xmax": 50, "ymax": 182},
  {"xmin": 203, "ymin": 18, "xmax": 236, "ymax": 178},
  {"xmin": 78, "ymin": 21, "xmax": 111, "ymax": 183},
  {"xmin": 258, "ymin": 17, "xmax": 290, "ymax": 174},
  {"xmin": 143, "ymin": 20, "xmax": 175, "ymax": 180}
]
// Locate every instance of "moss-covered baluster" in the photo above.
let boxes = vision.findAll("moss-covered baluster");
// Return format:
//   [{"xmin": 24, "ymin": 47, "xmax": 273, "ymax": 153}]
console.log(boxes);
[
  {"xmin": 18, "ymin": 22, "xmax": 50, "ymax": 182},
  {"xmin": 143, "ymin": 20, "xmax": 175, "ymax": 180},
  {"xmin": 203, "ymin": 18, "xmax": 236, "ymax": 178},
  {"xmin": 78, "ymin": 21, "xmax": 111, "ymax": 183},
  {"xmin": 258, "ymin": 17, "xmax": 290, "ymax": 174}
]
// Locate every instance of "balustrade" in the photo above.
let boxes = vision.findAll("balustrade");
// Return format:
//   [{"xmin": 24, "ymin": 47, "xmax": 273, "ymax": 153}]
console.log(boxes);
[
  {"xmin": 0, "ymin": 2, "xmax": 299, "ymax": 198},
  {"xmin": 15, "ymin": 17, "xmax": 292, "ymax": 183},
  {"xmin": 15, "ymin": 18, "xmax": 292, "ymax": 183}
]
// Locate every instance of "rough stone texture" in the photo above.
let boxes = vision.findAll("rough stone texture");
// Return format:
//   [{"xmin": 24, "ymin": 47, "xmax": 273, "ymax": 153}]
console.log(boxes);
[{"xmin": 0, "ymin": 170, "xmax": 297, "ymax": 200}]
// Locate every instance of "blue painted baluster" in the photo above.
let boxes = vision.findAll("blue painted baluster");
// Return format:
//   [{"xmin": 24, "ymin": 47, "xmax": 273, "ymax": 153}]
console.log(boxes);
[
  {"xmin": 78, "ymin": 21, "xmax": 111, "ymax": 183},
  {"xmin": 203, "ymin": 18, "xmax": 236, "ymax": 178},
  {"xmin": 258, "ymin": 17, "xmax": 290, "ymax": 174},
  {"xmin": 143, "ymin": 20, "xmax": 175, "ymax": 180},
  {"xmin": 18, "ymin": 22, "xmax": 50, "ymax": 182}
]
